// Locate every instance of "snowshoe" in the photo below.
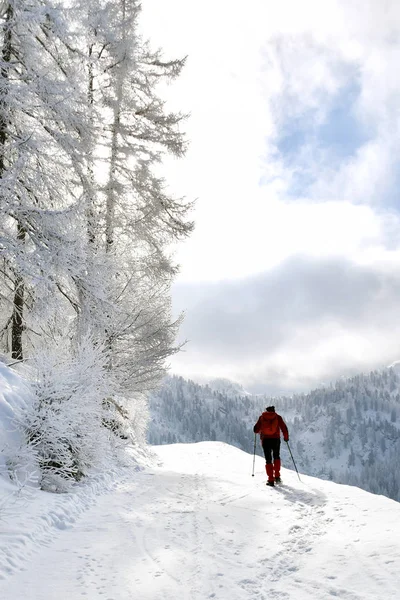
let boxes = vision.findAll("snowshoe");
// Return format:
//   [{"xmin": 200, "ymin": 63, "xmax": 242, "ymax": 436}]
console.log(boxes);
[
  {"xmin": 275, "ymin": 477, "xmax": 282, "ymax": 484},
  {"xmin": 266, "ymin": 480, "xmax": 275, "ymax": 487}
]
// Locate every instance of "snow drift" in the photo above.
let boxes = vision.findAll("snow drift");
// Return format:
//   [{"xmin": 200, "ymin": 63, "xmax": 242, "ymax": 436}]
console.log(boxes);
[{"xmin": 1, "ymin": 441, "xmax": 399, "ymax": 599}]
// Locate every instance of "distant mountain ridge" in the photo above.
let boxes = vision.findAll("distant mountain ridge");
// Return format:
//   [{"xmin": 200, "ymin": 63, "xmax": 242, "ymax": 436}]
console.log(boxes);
[{"xmin": 148, "ymin": 368, "xmax": 400, "ymax": 502}]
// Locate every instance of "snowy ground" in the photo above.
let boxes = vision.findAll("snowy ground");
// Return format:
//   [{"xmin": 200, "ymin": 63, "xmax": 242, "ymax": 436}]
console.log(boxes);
[{"xmin": 1, "ymin": 441, "xmax": 399, "ymax": 600}]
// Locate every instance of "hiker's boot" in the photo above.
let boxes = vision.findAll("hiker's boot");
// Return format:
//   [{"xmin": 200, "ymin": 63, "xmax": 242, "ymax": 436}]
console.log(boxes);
[
  {"xmin": 266, "ymin": 463, "xmax": 274, "ymax": 486},
  {"xmin": 274, "ymin": 458, "xmax": 281, "ymax": 482}
]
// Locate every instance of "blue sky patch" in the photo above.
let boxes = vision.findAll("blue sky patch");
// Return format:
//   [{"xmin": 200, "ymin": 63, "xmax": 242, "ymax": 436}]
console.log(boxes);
[
  {"xmin": 275, "ymin": 81, "xmax": 371, "ymax": 197},
  {"xmin": 318, "ymin": 82, "xmax": 370, "ymax": 157}
]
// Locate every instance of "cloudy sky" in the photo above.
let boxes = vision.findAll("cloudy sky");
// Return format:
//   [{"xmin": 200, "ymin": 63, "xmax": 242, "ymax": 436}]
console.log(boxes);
[{"xmin": 141, "ymin": 0, "xmax": 400, "ymax": 393}]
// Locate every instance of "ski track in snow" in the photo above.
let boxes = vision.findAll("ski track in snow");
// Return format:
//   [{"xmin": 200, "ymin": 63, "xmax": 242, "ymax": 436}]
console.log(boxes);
[
  {"xmin": 0, "ymin": 470, "xmax": 126, "ymax": 581},
  {"xmin": 1, "ymin": 442, "xmax": 400, "ymax": 600}
]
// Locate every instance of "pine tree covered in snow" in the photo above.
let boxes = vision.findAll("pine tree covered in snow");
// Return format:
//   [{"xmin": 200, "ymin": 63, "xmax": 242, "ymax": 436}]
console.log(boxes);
[
  {"xmin": 0, "ymin": 0, "xmax": 90, "ymax": 361},
  {"xmin": 0, "ymin": 0, "xmax": 192, "ymax": 490},
  {"xmin": 148, "ymin": 368, "xmax": 400, "ymax": 501}
]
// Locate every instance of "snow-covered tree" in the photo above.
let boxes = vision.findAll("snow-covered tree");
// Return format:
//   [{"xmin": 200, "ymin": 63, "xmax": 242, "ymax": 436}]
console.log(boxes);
[
  {"xmin": 0, "ymin": 0, "xmax": 192, "ymax": 489},
  {"xmin": 0, "ymin": 0, "xmax": 193, "ymax": 487},
  {"xmin": 70, "ymin": 0, "xmax": 193, "ymax": 394},
  {"xmin": 0, "ymin": 0, "xmax": 90, "ymax": 359}
]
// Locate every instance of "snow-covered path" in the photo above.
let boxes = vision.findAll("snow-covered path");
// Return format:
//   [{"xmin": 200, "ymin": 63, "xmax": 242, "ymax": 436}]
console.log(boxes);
[{"xmin": 1, "ymin": 442, "xmax": 399, "ymax": 600}]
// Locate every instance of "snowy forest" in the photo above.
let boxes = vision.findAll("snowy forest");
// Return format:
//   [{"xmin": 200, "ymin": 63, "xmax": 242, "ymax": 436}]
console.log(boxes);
[
  {"xmin": 148, "ymin": 368, "xmax": 400, "ymax": 502},
  {"xmin": 0, "ymin": 0, "xmax": 192, "ymax": 492}
]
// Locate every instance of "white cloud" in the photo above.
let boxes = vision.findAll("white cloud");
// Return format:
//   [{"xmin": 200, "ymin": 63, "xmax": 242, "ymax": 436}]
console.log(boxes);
[
  {"xmin": 140, "ymin": 1, "xmax": 400, "ymax": 389},
  {"xmin": 171, "ymin": 256, "xmax": 400, "ymax": 392}
]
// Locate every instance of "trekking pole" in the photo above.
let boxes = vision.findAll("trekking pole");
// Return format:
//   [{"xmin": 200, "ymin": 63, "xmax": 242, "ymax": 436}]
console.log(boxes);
[
  {"xmin": 286, "ymin": 441, "xmax": 301, "ymax": 482},
  {"xmin": 251, "ymin": 433, "xmax": 257, "ymax": 476}
]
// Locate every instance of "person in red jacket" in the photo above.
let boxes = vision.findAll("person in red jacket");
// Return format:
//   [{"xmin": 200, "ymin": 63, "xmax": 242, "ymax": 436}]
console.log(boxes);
[{"xmin": 253, "ymin": 405, "xmax": 289, "ymax": 486}]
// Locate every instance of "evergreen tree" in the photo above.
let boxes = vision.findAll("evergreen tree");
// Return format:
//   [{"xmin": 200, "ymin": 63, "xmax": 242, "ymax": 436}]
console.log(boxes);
[
  {"xmin": 0, "ymin": 0, "xmax": 89, "ymax": 359},
  {"xmin": 0, "ymin": 0, "xmax": 193, "ymax": 487}
]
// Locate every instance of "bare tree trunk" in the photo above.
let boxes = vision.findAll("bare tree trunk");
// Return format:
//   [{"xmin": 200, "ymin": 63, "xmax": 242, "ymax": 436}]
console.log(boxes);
[
  {"xmin": 105, "ymin": 99, "xmax": 120, "ymax": 252},
  {"xmin": 103, "ymin": 0, "xmax": 127, "ymax": 366},
  {"xmin": 105, "ymin": 0, "xmax": 126, "ymax": 253},
  {"xmin": 0, "ymin": 4, "xmax": 25, "ymax": 360},
  {"xmin": 86, "ymin": 41, "xmax": 97, "ymax": 245},
  {"xmin": 0, "ymin": 2, "xmax": 12, "ymax": 171},
  {"xmin": 11, "ymin": 221, "xmax": 25, "ymax": 360}
]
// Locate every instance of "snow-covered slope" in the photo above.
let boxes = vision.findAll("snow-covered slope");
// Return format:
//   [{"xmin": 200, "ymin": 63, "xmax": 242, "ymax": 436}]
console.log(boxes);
[
  {"xmin": 149, "ymin": 372, "xmax": 400, "ymax": 501},
  {"xmin": 0, "ymin": 361, "xmax": 39, "ymax": 520},
  {"xmin": 1, "ymin": 442, "xmax": 399, "ymax": 599},
  {"xmin": 0, "ymin": 361, "xmax": 34, "ymax": 476}
]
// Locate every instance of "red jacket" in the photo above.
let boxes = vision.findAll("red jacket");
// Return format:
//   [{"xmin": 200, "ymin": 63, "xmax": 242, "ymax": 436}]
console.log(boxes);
[{"xmin": 253, "ymin": 411, "xmax": 289, "ymax": 442}]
